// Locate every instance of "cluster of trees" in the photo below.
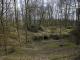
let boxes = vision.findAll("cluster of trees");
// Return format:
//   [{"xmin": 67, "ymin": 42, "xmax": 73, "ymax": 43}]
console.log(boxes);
[{"xmin": 0, "ymin": 0, "xmax": 80, "ymax": 55}]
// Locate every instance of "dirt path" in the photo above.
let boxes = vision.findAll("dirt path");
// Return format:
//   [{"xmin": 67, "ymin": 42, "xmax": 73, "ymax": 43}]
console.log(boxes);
[{"xmin": 0, "ymin": 40, "xmax": 80, "ymax": 60}]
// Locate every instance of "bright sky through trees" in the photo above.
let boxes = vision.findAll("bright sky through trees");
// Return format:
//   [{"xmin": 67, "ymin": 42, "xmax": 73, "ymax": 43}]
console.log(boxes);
[{"xmin": 17, "ymin": 0, "xmax": 76, "ymax": 20}]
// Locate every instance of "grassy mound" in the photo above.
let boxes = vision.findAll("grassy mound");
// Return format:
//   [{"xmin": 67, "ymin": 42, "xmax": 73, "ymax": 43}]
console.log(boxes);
[{"xmin": 27, "ymin": 25, "xmax": 44, "ymax": 32}]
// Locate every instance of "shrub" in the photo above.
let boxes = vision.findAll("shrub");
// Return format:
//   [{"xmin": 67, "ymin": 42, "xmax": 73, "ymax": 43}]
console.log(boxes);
[
  {"xmin": 59, "ymin": 44, "xmax": 64, "ymax": 47},
  {"xmin": 32, "ymin": 33, "xmax": 50, "ymax": 41},
  {"xmin": 49, "ymin": 34, "xmax": 61, "ymax": 40},
  {"xmin": 66, "ymin": 26, "xmax": 73, "ymax": 29},
  {"xmin": 44, "ymin": 35, "xmax": 49, "ymax": 40},
  {"xmin": 27, "ymin": 25, "xmax": 44, "ymax": 32},
  {"xmin": 32, "ymin": 35, "xmax": 43, "ymax": 41}
]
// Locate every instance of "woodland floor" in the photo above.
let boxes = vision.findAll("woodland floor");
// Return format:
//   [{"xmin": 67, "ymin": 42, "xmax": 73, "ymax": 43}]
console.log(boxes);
[{"xmin": 0, "ymin": 26, "xmax": 80, "ymax": 60}]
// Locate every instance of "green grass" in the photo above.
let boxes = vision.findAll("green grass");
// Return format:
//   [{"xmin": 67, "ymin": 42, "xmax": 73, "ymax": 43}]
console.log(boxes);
[
  {"xmin": 63, "ymin": 42, "xmax": 77, "ymax": 48},
  {"xmin": 44, "ymin": 43, "xmax": 60, "ymax": 48},
  {"xmin": 42, "ymin": 41, "xmax": 77, "ymax": 49}
]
